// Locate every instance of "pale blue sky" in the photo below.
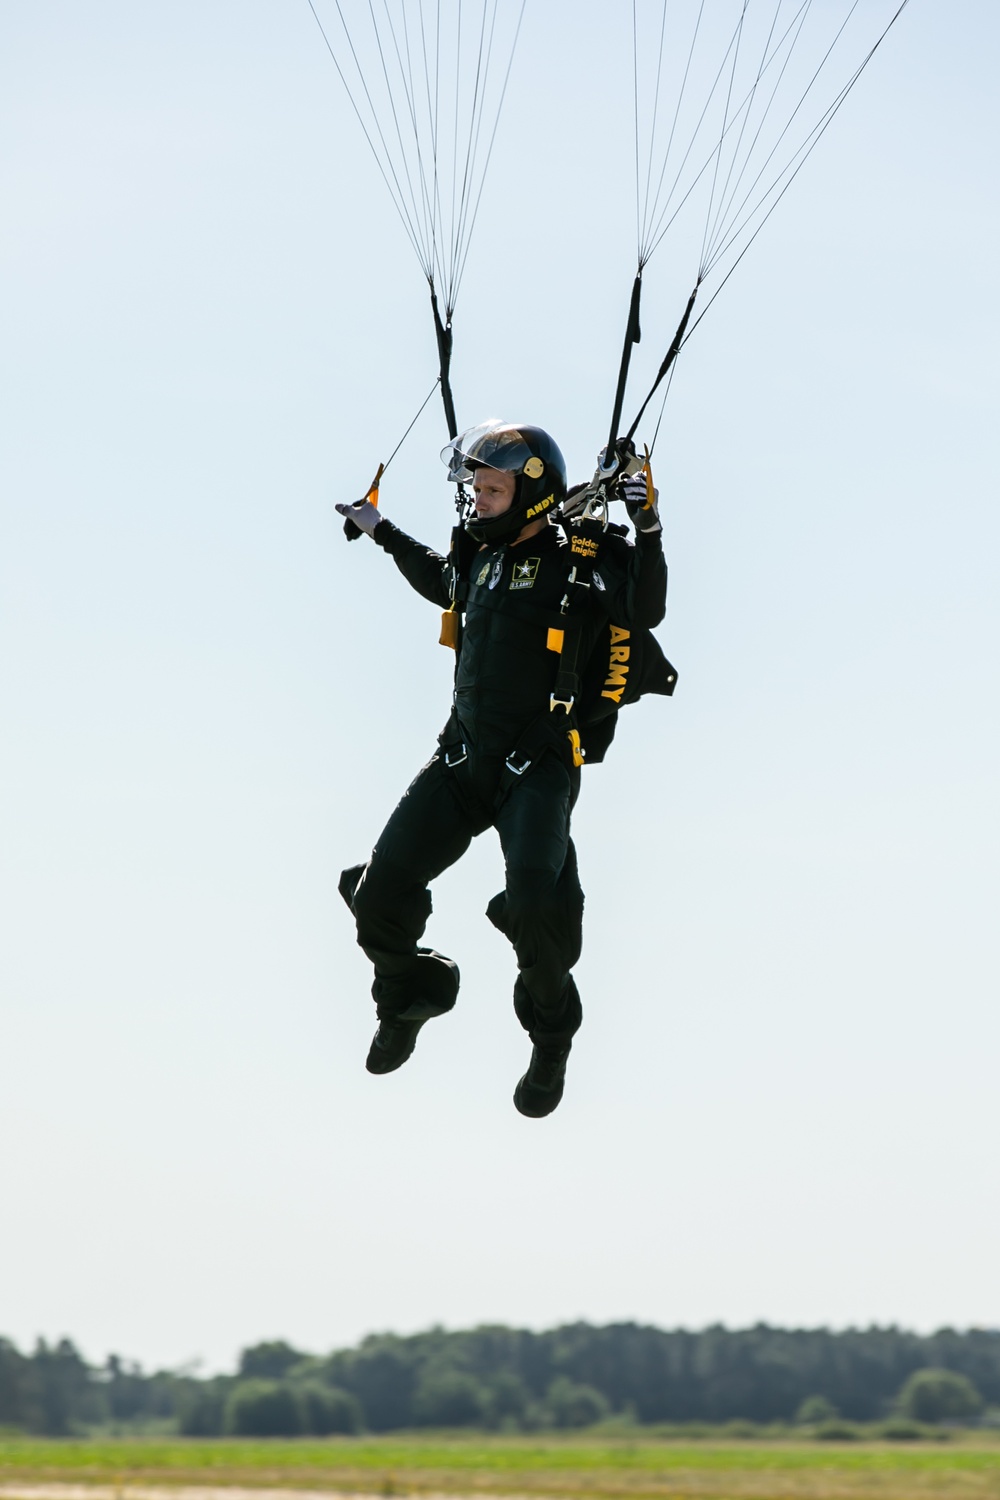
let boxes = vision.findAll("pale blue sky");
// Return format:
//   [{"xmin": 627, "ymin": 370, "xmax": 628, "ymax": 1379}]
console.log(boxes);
[{"xmin": 2, "ymin": 2, "xmax": 998, "ymax": 1375}]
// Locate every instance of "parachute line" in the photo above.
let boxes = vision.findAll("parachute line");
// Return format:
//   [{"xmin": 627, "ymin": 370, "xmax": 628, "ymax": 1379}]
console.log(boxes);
[
  {"xmin": 691, "ymin": 0, "xmax": 913, "ymax": 325},
  {"xmin": 633, "ymin": 0, "xmax": 912, "ymax": 288},
  {"xmin": 698, "ymin": 0, "xmax": 751, "ymax": 272},
  {"xmin": 641, "ymin": 0, "xmax": 812, "ymax": 269},
  {"xmin": 701, "ymin": 0, "xmax": 865, "ymax": 277},
  {"xmin": 308, "ymin": 0, "xmax": 525, "ymax": 319},
  {"xmin": 621, "ymin": 0, "xmax": 913, "ymax": 436},
  {"xmin": 383, "ymin": 376, "xmax": 443, "ymax": 472},
  {"xmin": 450, "ymin": 0, "xmax": 526, "ymax": 311},
  {"xmin": 701, "ymin": 0, "xmax": 806, "ymax": 272},
  {"xmin": 306, "ymin": 0, "xmax": 428, "ymax": 270}
]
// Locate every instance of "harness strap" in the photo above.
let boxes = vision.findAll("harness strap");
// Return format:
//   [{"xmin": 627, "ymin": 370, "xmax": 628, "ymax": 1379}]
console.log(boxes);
[
  {"xmin": 547, "ymin": 517, "xmax": 607, "ymax": 714},
  {"xmin": 494, "ymin": 709, "xmax": 581, "ymax": 810},
  {"xmin": 440, "ymin": 519, "xmax": 621, "ymax": 800}
]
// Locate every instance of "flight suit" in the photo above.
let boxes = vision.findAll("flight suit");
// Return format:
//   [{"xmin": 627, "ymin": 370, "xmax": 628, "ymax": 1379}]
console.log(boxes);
[{"xmin": 340, "ymin": 517, "xmax": 667, "ymax": 1048}]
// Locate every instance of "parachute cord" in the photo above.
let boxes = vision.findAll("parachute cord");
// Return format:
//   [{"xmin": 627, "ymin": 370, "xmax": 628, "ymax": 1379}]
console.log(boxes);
[
  {"xmin": 307, "ymin": 0, "xmax": 428, "ymax": 274},
  {"xmin": 637, "ymin": 0, "xmax": 909, "ymax": 280},
  {"xmin": 623, "ymin": 0, "xmax": 913, "ymax": 446},
  {"xmin": 648, "ymin": 356, "xmax": 681, "ymax": 460},
  {"xmin": 639, "ymin": 1, "xmax": 799, "ymax": 270},
  {"xmin": 701, "ymin": 0, "xmax": 803, "ymax": 273},
  {"xmin": 699, "ymin": 0, "xmax": 751, "ymax": 275},
  {"xmin": 449, "ymin": 0, "xmax": 493, "ymax": 308},
  {"xmin": 691, "ymin": 0, "xmax": 913, "ymax": 321},
  {"xmin": 381, "ymin": 376, "xmax": 443, "ymax": 474},
  {"xmin": 624, "ymin": 279, "xmax": 699, "ymax": 444},
  {"xmin": 638, "ymin": 0, "xmax": 729, "ymax": 269},
  {"xmin": 309, "ymin": 0, "xmax": 523, "ymax": 320},
  {"xmin": 703, "ymin": 0, "xmax": 816, "ymax": 271},
  {"xmin": 364, "ymin": 0, "xmax": 435, "ymax": 272},
  {"xmin": 702, "ymin": 0, "xmax": 862, "ymax": 278},
  {"xmin": 632, "ymin": 0, "xmax": 641, "ymax": 260},
  {"xmin": 637, "ymin": 0, "xmax": 707, "ymax": 267},
  {"xmin": 450, "ymin": 0, "xmax": 526, "ymax": 308},
  {"xmin": 638, "ymin": 0, "xmax": 670, "ymax": 263},
  {"xmin": 413, "ymin": 0, "xmax": 444, "ymax": 289},
  {"xmin": 384, "ymin": 0, "xmax": 439, "ymax": 286}
]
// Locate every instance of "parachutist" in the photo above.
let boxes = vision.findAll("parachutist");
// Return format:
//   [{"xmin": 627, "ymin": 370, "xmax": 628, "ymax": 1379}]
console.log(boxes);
[{"xmin": 337, "ymin": 423, "xmax": 674, "ymax": 1117}]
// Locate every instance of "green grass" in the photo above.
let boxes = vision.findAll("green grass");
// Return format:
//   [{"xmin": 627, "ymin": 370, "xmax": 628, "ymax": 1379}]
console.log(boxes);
[{"xmin": 2, "ymin": 1435, "xmax": 1000, "ymax": 1500}]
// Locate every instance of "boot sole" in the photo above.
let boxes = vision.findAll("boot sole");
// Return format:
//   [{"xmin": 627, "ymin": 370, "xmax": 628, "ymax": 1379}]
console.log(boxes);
[
  {"xmin": 366, "ymin": 1019, "xmax": 426, "ymax": 1075},
  {"xmin": 513, "ymin": 1074, "xmax": 565, "ymax": 1117}
]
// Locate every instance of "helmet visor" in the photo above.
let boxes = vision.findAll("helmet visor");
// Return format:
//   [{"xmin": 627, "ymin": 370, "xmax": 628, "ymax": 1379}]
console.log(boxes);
[{"xmin": 441, "ymin": 422, "xmax": 537, "ymax": 483}]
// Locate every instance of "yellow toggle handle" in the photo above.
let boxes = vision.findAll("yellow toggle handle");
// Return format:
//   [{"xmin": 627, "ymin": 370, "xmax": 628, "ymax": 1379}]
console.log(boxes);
[
  {"xmin": 364, "ymin": 462, "xmax": 385, "ymax": 508},
  {"xmin": 642, "ymin": 445, "xmax": 655, "ymax": 510}
]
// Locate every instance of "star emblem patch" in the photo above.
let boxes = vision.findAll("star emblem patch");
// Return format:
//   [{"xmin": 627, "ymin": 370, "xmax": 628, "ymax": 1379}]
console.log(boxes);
[{"xmin": 509, "ymin": 557, "xmax": 540, "ymax": 591}]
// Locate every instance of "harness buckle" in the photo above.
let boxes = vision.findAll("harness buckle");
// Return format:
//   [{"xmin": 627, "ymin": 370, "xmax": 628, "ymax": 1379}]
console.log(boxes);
[
  {"xmin": 443, "ymin": 743, "xmax": 468, "ymax": 768},
  {"xmin": 504, "ymin": 749, "xmax": 532, "ymax": 776},
  {"xmin": 550, "ymin": 694, "xmax": 575, "ymax": 714}
]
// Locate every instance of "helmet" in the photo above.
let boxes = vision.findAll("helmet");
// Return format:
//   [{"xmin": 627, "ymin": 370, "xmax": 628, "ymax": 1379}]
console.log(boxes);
[{"xmin": 442, "ymin": 422, "xmax": 567, "ymax": 544}]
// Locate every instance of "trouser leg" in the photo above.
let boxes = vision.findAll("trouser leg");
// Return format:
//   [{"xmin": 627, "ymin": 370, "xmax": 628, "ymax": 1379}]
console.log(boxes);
[
  {"xmin": 340, "ymin": 755, "xmax": 481, "ymax": 1021},
  {"xmin": 487, "ymin": 754, "xmax": 585, "ymax": 1047}
]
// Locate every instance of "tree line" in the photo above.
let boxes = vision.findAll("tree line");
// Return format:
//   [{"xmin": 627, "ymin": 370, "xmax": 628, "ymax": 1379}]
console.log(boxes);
[{"xmin": 2, "ymin": 1323, "xmax": 997, "ymax": 1437}]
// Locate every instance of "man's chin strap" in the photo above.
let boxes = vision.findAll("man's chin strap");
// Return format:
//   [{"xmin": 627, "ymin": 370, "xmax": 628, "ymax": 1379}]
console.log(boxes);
[{"xmin": 464, "ymin": 505, "xmax": 529, "ymax": 546}]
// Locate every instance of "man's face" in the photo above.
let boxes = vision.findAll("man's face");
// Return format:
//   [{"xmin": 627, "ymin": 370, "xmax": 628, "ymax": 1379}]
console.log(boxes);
[{"xmin": 473, "ymin": 465, "xmax": 517, "ymax": 519}]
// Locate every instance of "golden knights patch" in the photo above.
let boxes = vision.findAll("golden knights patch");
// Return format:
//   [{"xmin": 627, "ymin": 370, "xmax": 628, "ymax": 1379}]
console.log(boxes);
[{"xmin": 509, "ymin": 556, "xmax": 540, "ymax": 590}]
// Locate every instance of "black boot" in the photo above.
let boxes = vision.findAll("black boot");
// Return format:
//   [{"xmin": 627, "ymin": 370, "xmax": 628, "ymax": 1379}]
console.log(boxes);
[
  {"xmin": 514, "ymin": 1043, "xmax": 571, "ymax": 1118},
  {"xmin": 365, "ymin": 949, "xmax": 461, "ymax": 1076},
  {"xmin": 366, "ymin": 1018, "xmax": 426, "ymax": 1075}
]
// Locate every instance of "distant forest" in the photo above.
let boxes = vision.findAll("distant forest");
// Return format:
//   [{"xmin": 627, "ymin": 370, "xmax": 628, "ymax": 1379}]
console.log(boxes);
[{"xmin": 2, "ymin": 1323, "xmax": 999, "ymax": 1437}]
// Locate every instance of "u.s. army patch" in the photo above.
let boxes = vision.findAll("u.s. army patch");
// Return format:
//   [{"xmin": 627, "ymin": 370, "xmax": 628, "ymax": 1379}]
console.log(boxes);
[{"xmin": 509, "ymin": 557, "xmax": 540, "ymax": 590}]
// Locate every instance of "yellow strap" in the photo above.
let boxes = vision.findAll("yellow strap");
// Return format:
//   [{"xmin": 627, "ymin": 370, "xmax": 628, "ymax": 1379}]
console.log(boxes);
[
  {"xmin": 567, "ymin": 728, "xmax": 585, "ymax": 768},
  {"xmin": 547, "ymin": 626, "xmax": 565, "ymax": 654}
]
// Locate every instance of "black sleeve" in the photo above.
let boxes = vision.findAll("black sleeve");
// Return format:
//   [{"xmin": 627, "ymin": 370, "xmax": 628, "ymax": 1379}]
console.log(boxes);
[
  {"xmin": 597, "ymin": 529, "xmax": 668, "ymax": 629},
  {"xmin": 372, "ymin": 518, "xmax": 452, "ymax": 610}
]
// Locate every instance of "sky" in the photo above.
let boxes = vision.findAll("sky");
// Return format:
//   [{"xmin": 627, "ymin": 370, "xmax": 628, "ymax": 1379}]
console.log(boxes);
[{"xmin": 2, "ymin": 2, "xmax": 999, "ymax": 1378}]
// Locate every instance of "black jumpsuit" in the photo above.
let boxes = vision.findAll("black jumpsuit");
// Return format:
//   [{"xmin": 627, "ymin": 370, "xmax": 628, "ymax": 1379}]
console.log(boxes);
[{"xmin": 340, "ymin": 517, "xmax": 667, "ymax": 1047}]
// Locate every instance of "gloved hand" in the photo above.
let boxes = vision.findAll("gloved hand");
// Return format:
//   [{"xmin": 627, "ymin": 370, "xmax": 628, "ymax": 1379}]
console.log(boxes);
[
  {"xmin": 620, "ymin": 471, "xmax": 661, "ymax": 534},
  {"xmin": 335, "ymin": 498, "xmax": 384, "ymax": 541}
]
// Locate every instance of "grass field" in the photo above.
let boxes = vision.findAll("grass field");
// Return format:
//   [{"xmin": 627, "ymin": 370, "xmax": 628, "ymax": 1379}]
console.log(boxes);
[{"xmin": 3, "ymin": 1437, "xmax": 1000, "ymax": 1500}]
